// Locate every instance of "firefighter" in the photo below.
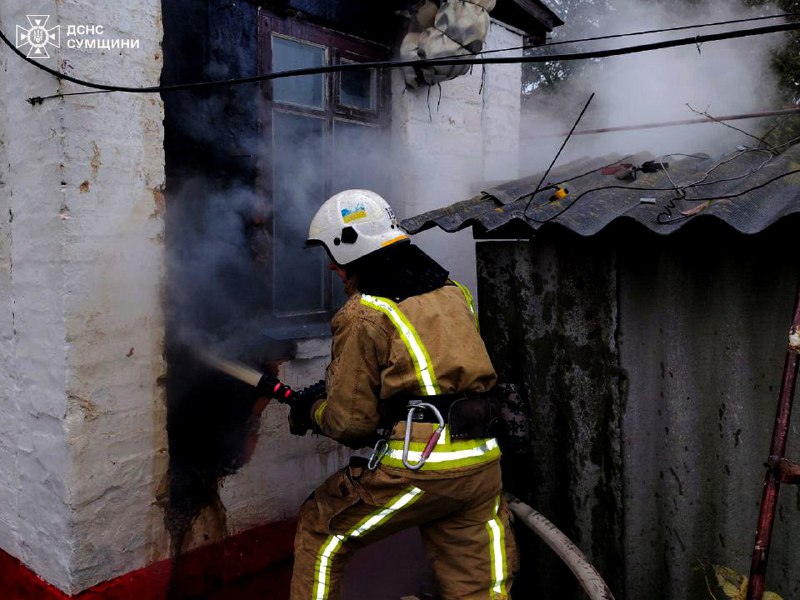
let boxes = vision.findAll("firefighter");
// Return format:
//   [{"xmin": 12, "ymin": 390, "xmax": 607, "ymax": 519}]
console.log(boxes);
[{"xmin": 290, "ymin": 189, "xmax": 518, "ymax": 600}]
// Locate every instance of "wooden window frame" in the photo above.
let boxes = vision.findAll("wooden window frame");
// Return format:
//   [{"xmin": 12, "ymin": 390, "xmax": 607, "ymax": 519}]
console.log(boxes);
[{"xmin": 257, "ymin": 13, "xmax": 390, "ymax": 334}]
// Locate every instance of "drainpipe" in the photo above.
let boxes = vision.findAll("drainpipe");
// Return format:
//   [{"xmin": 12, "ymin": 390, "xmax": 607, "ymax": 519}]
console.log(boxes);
[{"xmin": 745, "ymin": 280, "xmax": 800, "ymax": 600}]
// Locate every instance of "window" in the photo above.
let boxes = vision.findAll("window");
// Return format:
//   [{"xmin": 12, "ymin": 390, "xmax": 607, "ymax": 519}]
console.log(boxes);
[{"xmin": 259, "ymin": 16, "xmax": 389, "ymax": 329}]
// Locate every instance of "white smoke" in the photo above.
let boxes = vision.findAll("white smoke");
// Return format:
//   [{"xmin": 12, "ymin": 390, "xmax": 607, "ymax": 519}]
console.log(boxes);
[{"xmin": 521, "ymin": 0, "xmax": 789, "ymax": 173}]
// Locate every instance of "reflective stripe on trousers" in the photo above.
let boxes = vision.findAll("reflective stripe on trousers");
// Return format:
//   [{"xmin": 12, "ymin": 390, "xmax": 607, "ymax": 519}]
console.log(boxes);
[
  {"xmin": 486, "ymin": 496, "xmax": 511, "ymax": 599},
  {"xmin": 291, "ymin": 463, "xmax": 518, "ymax": 600},
  {"xmin": 312, "ymin": 486, "xmax": 424, "ymax": 600}
]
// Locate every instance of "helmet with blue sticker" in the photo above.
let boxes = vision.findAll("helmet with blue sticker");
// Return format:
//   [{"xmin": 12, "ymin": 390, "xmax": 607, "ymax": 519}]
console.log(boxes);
[{"xmin": 306, "ymin": 189, "xmax": 409, "ymax": 266}]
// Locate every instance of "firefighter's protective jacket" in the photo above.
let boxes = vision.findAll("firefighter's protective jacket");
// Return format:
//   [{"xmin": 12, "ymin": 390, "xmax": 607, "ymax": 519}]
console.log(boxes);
[
  {"xmin": 311, "ymin": 283, "xmax": 497, "ymax": 453},
  {"xmin": 294, "ymin": 275, "xmax": 517, "ymax": 600}
]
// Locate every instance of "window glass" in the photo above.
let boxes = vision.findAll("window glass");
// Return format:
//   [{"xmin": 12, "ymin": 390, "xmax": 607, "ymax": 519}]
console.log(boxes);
[
  {"xmin": 339, "ymin": 62, "xmax": 375, "ymax": 111},
  {"xmin": 331, "ymin": 120, "xmax": 388, "ymax": 309},
  {"xmin": 272, "ymin": 111, "xmax": 327, "ymax": 315},
  {"xmin": 332, "ymin": 120, "xmax": 387, "ymax": 194},
  {"xmin": 272, "ymin": 36, "xmax": 325, "ymax": 109},
  {"xmin": 264, "ymin": 17, "xmax": 386, "ymax": 326}
]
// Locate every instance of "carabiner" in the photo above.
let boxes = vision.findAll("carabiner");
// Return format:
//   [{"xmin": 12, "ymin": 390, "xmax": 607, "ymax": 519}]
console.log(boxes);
[
  {"xmin": 402, "ymin": 400, "xmax": 445, "ymax": 471},
  {"xmin": 367, "ymin": 438, "xmax": 388, "ymax": 471}
]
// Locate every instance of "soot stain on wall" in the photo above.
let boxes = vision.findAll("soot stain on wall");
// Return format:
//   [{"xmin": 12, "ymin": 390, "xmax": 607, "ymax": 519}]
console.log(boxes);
[
  {"xmin": 164, "ymin": 339, "xmax": 294, "ymax": 554},
  {"xmin": 159, "ymin": 1, "xmax": 405, "ymax": 592},
  {"xmin": 161, "ymin": 0, "xmax": 299, "ymax": 587}
]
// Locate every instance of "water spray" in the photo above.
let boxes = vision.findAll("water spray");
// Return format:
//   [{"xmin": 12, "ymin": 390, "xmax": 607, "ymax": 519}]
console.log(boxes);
[
  {"xmin": 193, "ymin": 347, "xmax": 325, "ymax": 435},
  {"xmin": 194, "ymin": 347, "xmax": 293, "ymax": 400}
]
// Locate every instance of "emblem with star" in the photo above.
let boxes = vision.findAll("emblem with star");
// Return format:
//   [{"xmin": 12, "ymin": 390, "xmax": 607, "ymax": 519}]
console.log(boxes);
[{"xmin": 16, "ymin": 15, "xmax": 60, "ymax": 59}]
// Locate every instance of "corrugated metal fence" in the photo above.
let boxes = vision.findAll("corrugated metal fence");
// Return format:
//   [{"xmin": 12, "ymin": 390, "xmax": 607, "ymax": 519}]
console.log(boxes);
[{"xmin": 478, "ymin": 219, "xmax": 800, "ymax": 600}]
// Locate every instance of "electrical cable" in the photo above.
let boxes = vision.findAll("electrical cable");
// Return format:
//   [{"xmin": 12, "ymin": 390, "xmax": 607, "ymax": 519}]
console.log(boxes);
[
  {"xmin": 523, "ymin": 92, "xmax": 595, "ymax": 219},
  {"xmin": 446, "ymin": 11, "xmax": 800, "ymax": 58},
  {"xmin": 523, "ymin": 155, "xmax": 800, "ymax": 226},
  {"xmin": 655, "ymin": 148, "xmax": 776, "ymax": 222},
  {"xmin": 656, "ymin": 149, "xmax": 769, "ymax": 221},
  {"xmin": 527, "ymin": 183, "xmax": 676, "ymax": 224},
  {"xmin": 668, "ymin": 167, "xmax": 800, "ymax": 201},
  {"xmin": 658, "ymin": 154, "xmax": 688, "ymax": 206},
  {"xmin": 484, "ymin": 154, "xmax": 635, "ymax": 219},
  {"xmin": 686, "ymin": 149, "xmax": 773, "ymax": 189},
  {"xmin": 521, "ymin": 154, "xmax": 698, "ymax": 221},
  {"xmin": 1, "ymin": 20, "xmax": 799, "ymax": 103},
  {"xmin": 550, "ymin": 154, "xmax": 636, "ymax": 187},
  {"xmin": 653, "ymin": 167, "xmax": 800, "ymax": 224},
  {"xmin": 654, "ymin": 152, "xmax": 715, "ymax": 222},
  {"xmin": 527, "ymin": 120, "xmax": 798, "ymax": 225}
]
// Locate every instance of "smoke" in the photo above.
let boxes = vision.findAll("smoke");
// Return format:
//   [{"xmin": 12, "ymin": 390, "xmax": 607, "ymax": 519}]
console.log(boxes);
[
  {"xmin": 166, "ymin": 178, "xmax": 275, "ymax": 357},
  {"xmin": 162, "ymin": 171, "xmax": 296, "ymax": 562},
  {"xmin": 160, "ymin": 82, "xmax": 405, "ymax": 556},
  {"xmin": 164, "ymin": 0, "xmax": 793, "ymax": 360},
  {"xmin": 521, "ymin": 0, "xmax": 789, "ymax": 173}
]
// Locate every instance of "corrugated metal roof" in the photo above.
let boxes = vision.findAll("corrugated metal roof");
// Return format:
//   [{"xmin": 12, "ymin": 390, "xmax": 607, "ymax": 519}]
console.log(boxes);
[{"xmin": 401, "ymin": 144, "xmax": 800, "ymax": 238}]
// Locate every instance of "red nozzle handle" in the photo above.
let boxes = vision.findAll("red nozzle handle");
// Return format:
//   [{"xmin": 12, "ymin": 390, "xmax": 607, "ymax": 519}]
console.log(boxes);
[{"xmin": 256, "ymin": 373, "xmax": 294, "ymax": 403}]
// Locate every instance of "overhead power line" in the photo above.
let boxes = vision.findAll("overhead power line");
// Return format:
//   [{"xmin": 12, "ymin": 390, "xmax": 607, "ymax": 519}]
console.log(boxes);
[
  {"xmin": 527, "ymin": 107, "xmax": 800, "ymax": 139},
  {"xmin": 0, "ymin": 20, "xmax": 798, "ymax": 102},
  {"xmin": 470, "ymin": 11, "xmax": 800, "ymax": 57}
]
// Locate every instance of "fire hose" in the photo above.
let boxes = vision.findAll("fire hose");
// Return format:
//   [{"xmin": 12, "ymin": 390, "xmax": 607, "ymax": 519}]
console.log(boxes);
[{"xmin": 506, "ymin": 495, "xmax": 616, "ymax": 600}]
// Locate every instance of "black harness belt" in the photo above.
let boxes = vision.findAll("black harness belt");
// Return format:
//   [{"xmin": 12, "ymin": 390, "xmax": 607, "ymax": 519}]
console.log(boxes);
[{"xmin": 382, "ymin": 389, "xmax": 500, "ymax": 440}]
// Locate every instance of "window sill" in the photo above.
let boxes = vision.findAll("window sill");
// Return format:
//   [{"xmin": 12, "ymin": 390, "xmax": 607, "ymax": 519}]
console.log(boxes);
[{"xmin": 268, "ymin": 321, "xmax": 331, "ymax": 341}]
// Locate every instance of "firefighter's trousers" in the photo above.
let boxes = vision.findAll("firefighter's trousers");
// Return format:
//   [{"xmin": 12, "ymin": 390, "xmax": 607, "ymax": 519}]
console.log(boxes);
[{"xmin": 290, "ymin": 458, "xmax": 518, "ymax": 600}]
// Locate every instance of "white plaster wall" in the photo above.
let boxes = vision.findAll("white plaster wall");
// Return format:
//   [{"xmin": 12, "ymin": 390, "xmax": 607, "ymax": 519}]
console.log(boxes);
[
  {"xmin": 0, "ymin": 1, "xmax": 168, "ymax": 594},
  {"xmin": 481, "ymin": 22, "xmax": 524, "ymax": 184},
  {"xmin": 0, "ymin": 26, "xmax": 16, "ymax": 563},
  {"xmin": 219, "ymin": 339, "xmax": 353, "ymax": 534},
  {"xmin": 0, "ymin": 7, "xmax": 520, "ymax": 591},
  {"xmin": 391, "ymin": 20, "xmax": 523, "ymax": 296},
  {"xmin": 0, "ymin": 2, "xmax": 74, "ymax": 588}
]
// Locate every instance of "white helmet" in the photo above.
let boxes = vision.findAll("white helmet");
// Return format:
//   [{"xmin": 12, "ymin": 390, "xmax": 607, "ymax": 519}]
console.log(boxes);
[{"xmin": 306, "ymin": 189, "xmax": 410, "ymax": 265}]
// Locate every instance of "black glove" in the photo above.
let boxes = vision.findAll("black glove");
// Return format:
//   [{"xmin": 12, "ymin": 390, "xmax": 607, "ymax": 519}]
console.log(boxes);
[{"xmin": 287, "ymin": 380, "xmax": 326, "ymax": 436}]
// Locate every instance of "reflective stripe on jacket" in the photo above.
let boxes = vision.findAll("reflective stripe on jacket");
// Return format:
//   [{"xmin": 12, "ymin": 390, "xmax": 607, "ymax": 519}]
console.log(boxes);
[
  {"xmin": 450, "ymin": 279, "xmax": 480, "ymax": 331},
  {"xmin": 312, "ymin": 283, "xmax": 497, "ymax": 461},
  {"xmin": 360, "ymin": 293, "xmax": 441, "ymax": 396}
]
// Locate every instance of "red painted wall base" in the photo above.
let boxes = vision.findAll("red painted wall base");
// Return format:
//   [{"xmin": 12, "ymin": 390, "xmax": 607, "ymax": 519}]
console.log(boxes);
[{"xmin": 0, "ymin": 520, "xmax": 296, "ymax": 600}]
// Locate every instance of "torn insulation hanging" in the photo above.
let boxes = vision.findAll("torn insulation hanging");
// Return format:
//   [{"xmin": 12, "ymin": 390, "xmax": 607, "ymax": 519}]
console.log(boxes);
[{"xmin": 400, "ymin": 0, "xmax": 496, "ymax": 88}]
